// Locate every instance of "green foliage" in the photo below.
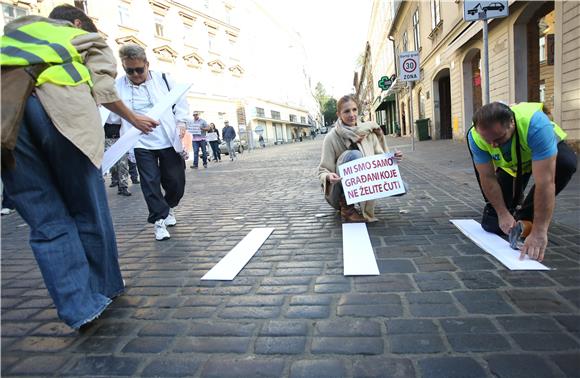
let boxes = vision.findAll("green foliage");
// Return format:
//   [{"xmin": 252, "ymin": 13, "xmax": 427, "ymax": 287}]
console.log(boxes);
[{"xmin": 323, "ymin": 97, "xmax": 337, "ymax": 125}]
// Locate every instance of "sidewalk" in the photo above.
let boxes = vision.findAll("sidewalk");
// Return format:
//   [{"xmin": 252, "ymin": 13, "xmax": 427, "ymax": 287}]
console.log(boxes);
[{"xmin": 1, "ymin": 137, "xmax": 579, "ymax": 377}]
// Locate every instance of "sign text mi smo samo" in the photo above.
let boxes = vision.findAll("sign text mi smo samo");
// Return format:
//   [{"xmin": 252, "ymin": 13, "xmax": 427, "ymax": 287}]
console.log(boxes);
[{"xmin": 339, "ymin": 153, "xmax": 406, "ymax": 205}]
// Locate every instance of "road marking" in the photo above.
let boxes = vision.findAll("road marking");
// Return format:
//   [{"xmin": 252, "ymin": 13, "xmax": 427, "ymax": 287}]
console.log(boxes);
[
  {"xmin": 342, "ymin": 223, "xmax": 380, "ymax": 276},
  {"xmin": 451, "ymin": 219, "xmax": 550, "ymax": 270},
  {"xmin": 201, "ymin": 228, "xmax": 274, "ymax": 280}
]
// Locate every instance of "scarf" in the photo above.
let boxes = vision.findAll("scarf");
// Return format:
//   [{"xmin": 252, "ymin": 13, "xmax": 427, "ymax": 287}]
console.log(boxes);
[{"xmin": 334, "ymin": 118, "xmax": 360, "ymax": 148}]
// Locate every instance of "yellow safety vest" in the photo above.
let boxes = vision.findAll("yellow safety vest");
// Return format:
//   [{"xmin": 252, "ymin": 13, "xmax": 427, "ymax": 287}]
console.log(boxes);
[
  {"xmin": 471, "ymin": 102, "xmax": 567, "ymax": 177},
  {"xmin": 0, "ymin": 20, "xmax": 92, "ymax": 87}
]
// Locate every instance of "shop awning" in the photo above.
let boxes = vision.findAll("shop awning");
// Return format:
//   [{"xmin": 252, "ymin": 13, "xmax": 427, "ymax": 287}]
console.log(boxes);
[{"xmin": 384, "ymin": 78, "xmax": 407, "ymax": 98}]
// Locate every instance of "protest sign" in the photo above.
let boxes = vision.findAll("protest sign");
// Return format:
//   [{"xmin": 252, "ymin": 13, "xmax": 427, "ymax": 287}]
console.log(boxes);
[{"xmin": 338, "ymin": 153, "xmax": 406, "ymax": 205}]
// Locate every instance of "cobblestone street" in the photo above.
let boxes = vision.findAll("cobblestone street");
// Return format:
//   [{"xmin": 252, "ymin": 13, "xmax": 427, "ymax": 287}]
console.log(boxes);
[{"xmin": 2, "ymin": 136, "xmax": 579, "ymax": 377}]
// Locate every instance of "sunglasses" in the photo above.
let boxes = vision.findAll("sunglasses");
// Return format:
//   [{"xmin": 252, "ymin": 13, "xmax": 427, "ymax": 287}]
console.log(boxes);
[{"xmin": 124, "ymin": 66, "xmax": 146, "ymax": 75}]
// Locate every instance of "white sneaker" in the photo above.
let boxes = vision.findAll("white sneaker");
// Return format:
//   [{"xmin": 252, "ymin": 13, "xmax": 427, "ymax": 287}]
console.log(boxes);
[
  {"xmin": 1, "ymin": 208, "xmax": 13, "ymax": 216},
  {"xmin": 154, "ymin": 219, "xmax": 170, "ymax": 241},
  {"xmin": 164, "ymin": 208, "xmax": 176, "ymax": 227}
]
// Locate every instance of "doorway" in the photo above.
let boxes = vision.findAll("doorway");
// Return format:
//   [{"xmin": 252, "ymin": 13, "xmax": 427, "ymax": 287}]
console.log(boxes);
[{"xmin": 433, "ymin": 68, "xmax": 452, "ymax": 139}]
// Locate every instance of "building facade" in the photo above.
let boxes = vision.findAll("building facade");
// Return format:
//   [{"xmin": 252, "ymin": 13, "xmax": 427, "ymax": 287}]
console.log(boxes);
[
  {"xmin": 1, "ymin": 0, "xmax": 321, "ymax": 146},
  {"xmin": 367, "ymin": 0, "xmax": 579, "ymax": 147}
]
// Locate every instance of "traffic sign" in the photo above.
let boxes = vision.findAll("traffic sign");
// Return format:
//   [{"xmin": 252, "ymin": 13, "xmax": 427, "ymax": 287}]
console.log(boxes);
[
  {"xmin": 464, "ymin": 1, "xmax": 508, "ymax": 21},
  {"xmin": 399, "ymin": 51, "xmax": 420, "ymax": 82}
]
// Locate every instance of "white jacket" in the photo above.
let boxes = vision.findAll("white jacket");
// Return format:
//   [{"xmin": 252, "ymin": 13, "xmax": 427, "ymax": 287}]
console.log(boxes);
[{"xmin": 107, "ymin": 71, "xmax": 190, "ymax": 152}]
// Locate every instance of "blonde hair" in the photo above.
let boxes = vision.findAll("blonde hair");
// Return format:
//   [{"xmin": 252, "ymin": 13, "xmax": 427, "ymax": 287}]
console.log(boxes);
[{"xmin": 337, "ymin": 95, "xmax": 358, "ymax": 114}]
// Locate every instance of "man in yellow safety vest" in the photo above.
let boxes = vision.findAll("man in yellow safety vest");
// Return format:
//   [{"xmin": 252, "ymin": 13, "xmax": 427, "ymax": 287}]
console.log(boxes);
[
  {"xmin": 468, "ymin": 102, "xmax": 576, "ymax": 262},
  {"xmin": 0, "ymin": 5, "xmax": 158, "ymax": 329}
]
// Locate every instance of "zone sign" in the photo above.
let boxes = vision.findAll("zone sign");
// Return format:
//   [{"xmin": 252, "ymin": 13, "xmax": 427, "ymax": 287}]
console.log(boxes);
[{"xmin": 399, "ymin": 51, "xmax": 420, "ymax": 82}]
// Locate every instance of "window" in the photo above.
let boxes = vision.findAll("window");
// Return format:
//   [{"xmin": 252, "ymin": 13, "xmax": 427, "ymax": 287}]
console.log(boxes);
[
  {"xmin": 2, "ymin": 4, "xmax": 27, "ymax": 23},
  {"xmin": 430, "ymin": 0, "xmax": 441, "ymax": 30},
  {"xmin": 402, "ymin": 31, "xmax": 408, "ymax": 52},
  {"xmin": 225, "ymin": 6, "xmax": 231, "ymax": 24},
  {"xmin": 271, "ymin": 110, "xmax": 281, "ymax": 120},
  {"xmin": 418, "ymin": 89, "xmax": 426, "ymax": 119},
  {"xmin": 539, "ymin": 36, "xmax": 546, "ymax": 63},
  {"xmin": 539, "ymin": 81, "xmax": 546, "ymax": 103},
  {"xmin": 289, "ymin": 114, "xmax": 297, "ymax": 122},
  {"xmin": 74, "ymin": 1, "xmax": 88, "ymax": 13},
  {"xmin": 118, "ymin": 4, "xmax": 131, "ymax": 26},
  {"xmin": 154, "ymin": 14, "xmax": 164, "ymax": 37},
  {"xmin": 208, "ymin": 33, "xmax": 215, "ymax": 51},
  {"xmin": 413, "ymin": 9, "xmax": 421, "ymax": 50},
  {"xmin": 300, "ymin": 116, "xmax": 306, "ymax": 124},
  {"xmin": 183, "ymin": 24, "xmax": 192, "ymax": 44},
  {"xmin": 256, "ymin": 107, "xmax": 265, "ymax": 117}
]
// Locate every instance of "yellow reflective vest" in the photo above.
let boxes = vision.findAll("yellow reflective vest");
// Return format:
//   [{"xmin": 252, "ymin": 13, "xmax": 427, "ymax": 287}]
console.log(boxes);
[
  {"xmin": 471, "ymin": 102, "xmax": 567, "ymax": 177},
  {"xmin": 0, "ymin": 20, "xmax": 92, "ymax": 87}
]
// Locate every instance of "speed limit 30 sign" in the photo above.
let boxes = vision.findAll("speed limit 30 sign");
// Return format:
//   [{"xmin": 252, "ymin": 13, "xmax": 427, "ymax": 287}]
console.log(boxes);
[{"xmin": 399, "ymin": 51, "xmax": 420, "ymax": 82}]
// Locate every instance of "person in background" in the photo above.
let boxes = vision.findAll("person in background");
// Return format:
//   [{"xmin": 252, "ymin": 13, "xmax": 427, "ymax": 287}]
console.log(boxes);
[
  {"xmin": 318, "ymin": 95, "xmax": 403, "ymax": 223},
  {"xmin": 222, "ymin": 120, "xmax": 237, "ymax": 161},
  {"xmin": 207, "ymin": 122, "xmax": 221, "ymax": 162},
  {"xmin": 107, "ymin": 44, "xmax": 189, "ymax": 241},
  {"xmin": 104, "ymin": 123, "xmax": 131, "ymax": 196},
  {"xmin": 188, "ymin": 111, "xmax": 209, "ymax": 168},
  {"xmin": 0, "ymin": 5, "xmax": 158, "ymax": 329}
]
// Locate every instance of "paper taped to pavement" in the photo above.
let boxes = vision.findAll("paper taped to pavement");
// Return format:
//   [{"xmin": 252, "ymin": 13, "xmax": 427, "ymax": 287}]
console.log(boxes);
[
  {"xmin": 451, "ymin": 219, "xmax": 550, "ymax": 270},
  {"xmin": 101, "ymin": 82, "xmax": 192, "ymax": 174},
  {"xmin": 201, "ymin": 228, "xmax": 274, "ymax": 280},
  {"xmin": 342, "ymin": 223, "xmax": 380, "ymax": 276}
]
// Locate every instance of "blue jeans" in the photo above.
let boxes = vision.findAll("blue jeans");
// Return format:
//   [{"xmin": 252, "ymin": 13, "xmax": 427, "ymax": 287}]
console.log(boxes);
[
  {"xmin": 225, "ymin": 139, "xmax": 236, "ymax": 159},
  {"xmin": 209, "ymin": 141, "xmax": 221, "ymax": 161},
  {"xmin": 1, "ymin": 96, "xmax": 124, "ymax": 329},
  {"xmin": 192, "ymin": 140, "xmax": 208, "ymax": 167}
]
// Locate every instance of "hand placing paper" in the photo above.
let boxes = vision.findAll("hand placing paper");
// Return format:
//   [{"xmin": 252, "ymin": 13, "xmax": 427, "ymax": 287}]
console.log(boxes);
[{"xmin": 101, "ymin": 82, "xmax": 192, "ymax": 174}]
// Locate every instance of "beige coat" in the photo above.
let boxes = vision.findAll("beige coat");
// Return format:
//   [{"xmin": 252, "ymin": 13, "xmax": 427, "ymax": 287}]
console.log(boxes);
[
  {"xmin": 317, "ymin": 121, "xmax": 389, "ymax": 221},
  {"xmin": 4, "ymin": 16, "xmax": 120, "ymax": 168}
]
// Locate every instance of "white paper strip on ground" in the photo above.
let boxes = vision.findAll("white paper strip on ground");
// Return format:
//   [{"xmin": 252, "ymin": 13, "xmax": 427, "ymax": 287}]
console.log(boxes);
[
  {"xmin": 343, "ymin": 223, "xmax": 380, "ymax": 276},
  {"xmin": 201, "ymin": 228, "xmax": 275, "ymax": 280},
  {"xmin": 450, "ymin": 219, "xmax": 550, "ymax": 270},
  {"xmin": 101, "ymin": 82, "xmax": 192, "ymax": 174}
]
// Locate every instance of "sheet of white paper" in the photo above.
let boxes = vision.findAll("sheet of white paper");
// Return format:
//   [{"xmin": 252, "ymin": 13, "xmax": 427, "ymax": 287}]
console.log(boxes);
[
  {"xmin": 450, "ymin": 219, "xmax": 550, "ymax": 270},
  {"xmin": 101, "ymin": 82, "xmax": 192, "ymax": 174},
  {"xmin": 201, "ymin": 228, "xmax": 274, "ymax": 280},
  {"xmin": 343, "ymin": 223, "xmax": 380, "ymax": 276},
  {"xmin": 99, "ymin": 107, "xmax": 111, "ymax": 127}
]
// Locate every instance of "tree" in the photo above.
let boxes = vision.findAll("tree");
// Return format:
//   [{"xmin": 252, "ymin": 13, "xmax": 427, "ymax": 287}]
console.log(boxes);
[
  {"xmin": 314, "ymin": 82, "xmax": 328, "ymax": 111},
  {"xmin": 323, "ymin": 97, "xmax": 337, "ymax": 125}
]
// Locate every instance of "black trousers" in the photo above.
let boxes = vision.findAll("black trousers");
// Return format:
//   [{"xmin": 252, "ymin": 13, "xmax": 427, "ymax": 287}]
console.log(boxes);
[
  {"xmin": 134, "ymin": 147, "xmax": 185, "ymax": 224},
  {"xmin": 481, "ymin": 141, "xmax": 577, "ymax": 234}
]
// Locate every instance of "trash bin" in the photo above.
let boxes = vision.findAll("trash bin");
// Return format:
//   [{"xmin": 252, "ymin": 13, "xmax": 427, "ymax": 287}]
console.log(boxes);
[{"xmin": 415, "ymin": 118, "xmax": 430, "ymax": 141}]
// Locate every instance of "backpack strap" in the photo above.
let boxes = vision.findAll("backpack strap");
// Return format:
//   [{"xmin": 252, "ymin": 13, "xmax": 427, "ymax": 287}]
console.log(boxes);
[{"xmin": 161, "ymin": 72, "xmax": 176, "ymax": 113}]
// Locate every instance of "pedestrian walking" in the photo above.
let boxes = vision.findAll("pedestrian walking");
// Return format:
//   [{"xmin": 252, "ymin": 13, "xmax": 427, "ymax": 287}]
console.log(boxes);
[
  {"xmin": 259, "ymin": 134, "xmax": 266, "ymax": 148},
  {"xmin": 106, "ymin": 44, "xmax": 189, "ymax": 241},
  {"xmin": 0, "ymin": 5, "xmax": 158, "ymax": 329},
  {"xmin": 104, "ymin": 122, "xmax": 131, "ymax": 196},
  {"xmin": 207, "ymin": 122, "xmax": 221, "ymax": 162},
  {"xmin": 318, "ymin": 95, "xmax": 403, "ymax": 223},
  {"xmin": 222, "ymin": 120, "xmax": 237, "ymax": 161},
  {"xmin": 468, "ymin": 101, "xmax": 577, "ymax": 262},
  {"xmin": 188, "ymin": 111, "xmax": 210, "ymax": 168}
]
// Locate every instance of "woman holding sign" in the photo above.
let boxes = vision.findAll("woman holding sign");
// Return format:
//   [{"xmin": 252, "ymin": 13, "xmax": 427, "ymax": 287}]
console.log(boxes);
[
  {"xmin": 318, "ymin": 95, "xmax": 403, "ymax": 222},
  {"xmin": 207, "ymin": 123, "xmax": 221, "ymax": 162}
]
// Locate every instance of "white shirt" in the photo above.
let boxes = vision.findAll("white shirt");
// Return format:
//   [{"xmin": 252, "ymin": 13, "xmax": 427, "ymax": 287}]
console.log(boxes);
[
  {"xmin": 128, "ymin": 80, "xmax": 171, "ymax": 149},
  {"xmin": 107, "ymin": 71, "xmax": 190, "ymax": 152}
]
